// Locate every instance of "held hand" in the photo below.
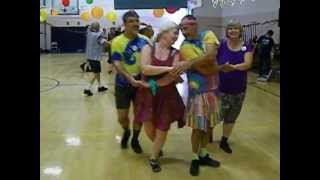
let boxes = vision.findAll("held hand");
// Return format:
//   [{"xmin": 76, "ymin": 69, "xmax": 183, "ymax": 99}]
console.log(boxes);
[
  {"xmin": 137, "ymin": 81, "xmax": 149, "ymax": 88},
  {"xmin": 221, "ymin": 62, "xmax": 236, "ymax": 72},
  {"xmin": 130, "ymin": 78, "xmax": 141, "ymax": 87},
  {"xmin": 172, "ymin": 61, "xmax": 192, "ymax": 75}
]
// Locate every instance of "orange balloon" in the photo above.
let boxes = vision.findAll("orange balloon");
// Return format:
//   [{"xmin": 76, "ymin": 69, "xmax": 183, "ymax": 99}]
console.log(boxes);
[
  {"xmin": 80, "ymin": 11, "xmax": 90, "ymax": 21},
  {"xmin": 153, "ymin": 9, "xmax": 164, "ymax": 18},
  {"xmin": 91, "ymin": 7, "xmax": 104, "ymax": 19}
]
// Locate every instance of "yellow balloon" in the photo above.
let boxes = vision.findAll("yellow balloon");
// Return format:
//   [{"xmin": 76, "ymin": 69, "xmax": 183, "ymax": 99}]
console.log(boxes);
[
  {"xmin": 106, "ymin": 10, "xmax": 117, "ymax": 23},
  {"xmin": 40, "ymin": 8, "xmax": 48, "ymax": 22},
  {"xmin": 80, "ymin": 11, "xmax": 90, "ymax": 21},
  {"xmin": 91, "ymin": 7, "xmax": 104, "ymax": 19},
  {"xmin": 40, "ymin": 16, "xmax": 45, "ymax": 23},
  {"xmin": 153, "ymin": 9, "xmax": 164, "ymax": 18}
]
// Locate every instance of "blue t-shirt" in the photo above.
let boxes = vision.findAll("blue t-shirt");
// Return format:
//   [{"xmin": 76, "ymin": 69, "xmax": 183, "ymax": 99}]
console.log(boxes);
[{"xmin": 257, "ymin": 35, "xmax": 274, "ymax": 56}]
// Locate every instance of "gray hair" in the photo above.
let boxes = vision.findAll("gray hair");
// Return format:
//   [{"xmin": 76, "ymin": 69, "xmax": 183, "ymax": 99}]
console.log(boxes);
[
  {"xmin": 156, "ymin": 21, "xmax": 178, "ymax": 42},
  {"xmin": 90, "ymin": 22, "xmax": 100, "ymax": 32},
  {"xmin": 225, "ymin": 20, "xmax": 243, "ymax": 38}
]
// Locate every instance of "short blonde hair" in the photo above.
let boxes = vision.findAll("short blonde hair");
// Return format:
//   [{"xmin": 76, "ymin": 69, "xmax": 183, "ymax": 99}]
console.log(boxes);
[
  {"xmin": 225, "ymin": 20, "xmax": 243, "ymax": 38},
  {"xmin": 156, "ymin": 21, "xmax": 178, "ymax": 42}
]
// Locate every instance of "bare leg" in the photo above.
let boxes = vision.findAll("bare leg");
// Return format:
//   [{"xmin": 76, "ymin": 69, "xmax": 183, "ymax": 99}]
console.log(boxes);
[
  {"xmin": 143, "ymin": 120, "xmax": 156, "ymax": 142},
  {"xmin": 150, "ymin": 129, "xmax": 168, "ymax": 160},
  {"xmin": 223, "ymin": 123, "xmax": 235, "ymax": 138}
]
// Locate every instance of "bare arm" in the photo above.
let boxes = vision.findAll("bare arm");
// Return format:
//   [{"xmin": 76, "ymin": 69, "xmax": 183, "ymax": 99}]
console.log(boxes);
[
  {"xmin": 174, "ymin": 43, "xmax": 219, "ymax": 75},
  {"xmin": 113, "ymin": 61, "xmax": 136, "ymax": 84},
  {"xmin": 191, "ymin": 43, "xmax": 218, "ymax": 67},
  {"xmin": 140, "ymin": 45, "xmax": 173, "ymax": 76},
  {"xmin": 232, "ymin": 52, "xmax": 253, "ymax": 71},
  {"xmin": 155, "ymin": 53, "xmax": 183, "ymax": 87}
]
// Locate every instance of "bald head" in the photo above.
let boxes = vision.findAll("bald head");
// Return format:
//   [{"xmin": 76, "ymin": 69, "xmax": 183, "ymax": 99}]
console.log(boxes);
[{"xmin": 90, "ymin": 22, "xmax": 100, "ymax": 32}]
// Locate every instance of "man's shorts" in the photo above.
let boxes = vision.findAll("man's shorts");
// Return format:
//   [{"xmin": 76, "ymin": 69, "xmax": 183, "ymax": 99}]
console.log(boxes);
[
  {"xmin": 115, "ymin": 85, "xmax": 137, "ymax": 109},
  {"xmin": 87, "ymin": 59, "xmax": 101, "ymax": 73}
]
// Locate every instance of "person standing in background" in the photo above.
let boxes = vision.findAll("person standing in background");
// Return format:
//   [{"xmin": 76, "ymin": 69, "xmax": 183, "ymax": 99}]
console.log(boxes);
[
  {"xmin": 257, "ymin": 30, "xmax": 274, "ymax": 82},
  {"xmin": 83, "ymin": 22, "xmax": 109, "ymax": 96}
]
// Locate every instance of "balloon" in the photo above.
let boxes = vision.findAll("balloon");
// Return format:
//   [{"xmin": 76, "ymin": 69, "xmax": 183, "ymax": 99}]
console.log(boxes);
[
  {"xmin": 80, "ymin": 11, "xmax": 90, "ymax": 21},
  {"xmin": 40, "ymin": 8, "xmax": 48, "ymax": 22},
  {"xmin": 166, "ymin": 7, "xmax": 179, "ymax": 14},
  {"xmin": 40, "ymin": 16, "xmax": 45, "ymax": 23},
  {"xmin": 91, "ymin": 7, "xmax": 104, "ymax": 19},
  {"xmin": 62, "ymin": 0, "xmax": 70, "ymax": 7},
  {"xmin": 153, "ymin": 9, "xmax": 164, "ymax": 18},
  {"xmin": 106, "ymin": 10, "xmax": 117, "ymax": 23},
  {"xmin": 86, "ymin": 0, "xmax": 93, "ymax": 4},
  {"xmin": 51, "ymin": 9, "xmax": 58, "ymax": 16}
]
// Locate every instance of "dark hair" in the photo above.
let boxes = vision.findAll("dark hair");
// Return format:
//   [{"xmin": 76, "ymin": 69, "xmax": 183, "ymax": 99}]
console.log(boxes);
[
  {"xmin": 181, "ymin": 15, "xmax": 197, "ymax": 22},
  {"xmin": 122, "ymin": 10, "xmax": 139, "ymax": 23},
  {"xmin": 267, "ymin": 30, "xmax": 274, "ymax": 36}
]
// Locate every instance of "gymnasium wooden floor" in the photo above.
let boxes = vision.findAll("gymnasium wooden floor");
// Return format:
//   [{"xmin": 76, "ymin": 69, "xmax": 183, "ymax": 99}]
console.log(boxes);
[{"xmin": 40, "ymin": 53, "xmax": 280, "ymax": 180}]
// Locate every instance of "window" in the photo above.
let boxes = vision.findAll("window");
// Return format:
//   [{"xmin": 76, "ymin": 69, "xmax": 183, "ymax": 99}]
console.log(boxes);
[{"xmin": 52, "ymin": 0, "xmax": 79, "ymax": 15}]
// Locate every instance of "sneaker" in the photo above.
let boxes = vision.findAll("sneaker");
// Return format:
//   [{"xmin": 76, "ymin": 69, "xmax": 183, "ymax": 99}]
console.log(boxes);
[
  {"xmin": 83, "ymin": 89, "xmax": 93, "ymax": 96},
  {"xmin": 80, "ymin": 63, "xmax": 85, "ymax": 72},
  {"xmin": 149, "ymin": 159, "xmax": 161, "ymax": 173},
  {"xmin": 189, "ymin": 159, "xmax": 200, "ymax": 176},
  {"xmin": 199, "ymin": 154, "xmax": 220, "ymax": 167},
  {"xmin": 257, "ymin": 76, "xmax": 267, "ymax": 82},
  {"xmin": 159, "ymin": 150, "xmax": 163, "ymax": 157},
  {"xmin": 220, "ymin": 141, "xmax": 232, "ymax": 154},
  {"xmin": 209, "ymin": 134, "xmax": 213, "ymax": 143},
  {"xmin": 98, "ymin": 86, "xmax": 108, "ymax": 92},
  {"xmin": 266, "ymin": 69, "xmax": 273, "ymax": 80},
  {"xmin": 131, "ymin": 139, "xmax": 143, "ymax": 154},
  {"xmin": 121, "ymin": 130, "xmax": 131, "ymax": 149}
]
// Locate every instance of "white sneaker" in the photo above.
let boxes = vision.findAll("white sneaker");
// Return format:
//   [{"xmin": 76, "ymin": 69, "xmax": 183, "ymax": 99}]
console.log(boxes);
[
  {"xmin": 257, "ymin": 76, "xmax": 268, "ymax": 82},
  {"xmin": 266, "ymin": 69, "xmax": 273, "ymax": 80}
]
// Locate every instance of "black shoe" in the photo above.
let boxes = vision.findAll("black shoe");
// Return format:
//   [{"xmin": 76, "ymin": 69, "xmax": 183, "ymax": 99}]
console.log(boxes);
[
  {"xmin": 80, "ymin": 63, "xmax": 85, "ymax": 72},
  {"xmin": 149, "ymin": 159, "xmax": 161, "ymax": 173},
  {"xmin": 98, "ymin": 86, "xmax": 108, "ymax": 92},
  {"xmin": 121, "ymin": 130, "xmax": 131, "ymax": 149},
  {"xmin": 220, "ymin": 141, "xmax": 232, "ymax": 154},
  {"xmin": 209, "ymin": 135, "xmax": 213, "ymax": 143},
  {"xmin": 199, "ymin": 154, "xmax": 220, "ymax": 167},
  {"xmin": 83, "ymin": 89, "xmax": 93, "ymax": 96},
  {"xmin": 159, "ymin": 150, "xmax": 163, "ymax": 157},
  {"xmin": 131, "ymin": 139, "xmax": 143, "ymax": 154},
  {"xmin": 189, "ymin": 159, "xmax": 200, "ymax": 176}
]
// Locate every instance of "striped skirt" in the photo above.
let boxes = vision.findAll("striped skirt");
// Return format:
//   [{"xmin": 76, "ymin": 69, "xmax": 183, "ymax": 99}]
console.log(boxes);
[{"xmin": 185, "ymin": 90, "xmax": 222, "ymax": 132}]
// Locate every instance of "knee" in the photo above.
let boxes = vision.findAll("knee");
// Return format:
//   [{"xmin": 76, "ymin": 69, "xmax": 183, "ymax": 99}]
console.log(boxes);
[{"xmin": 118, "ymin": 115, "xmax": 128, "ymax": 124}]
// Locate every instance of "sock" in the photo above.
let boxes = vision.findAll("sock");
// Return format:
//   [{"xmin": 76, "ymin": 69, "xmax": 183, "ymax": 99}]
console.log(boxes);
[
  {"xmin": 221, "ymin": 136, "xmax": 228, "ymax": 143},
  {"xmin": 132, "ymin": 130, "xmax": 140, "ymax": 141},
  {"xmin": 199, "ymin": 148, "xmax": 209, "ymax": 157},
  {"xmin": 122, "ymin": 128, "xmax": 130, "ymax": 137},
  {"xmin": 192, "ymin": 153, "xmax": 199, "ymax": 160},
  {"xmin": 123, "ymin": 127, "xmax": 129, "ymax": 132},
  {"xmin": 87, "ymin": 83, "xmax": 93, "ymax": 91}
]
